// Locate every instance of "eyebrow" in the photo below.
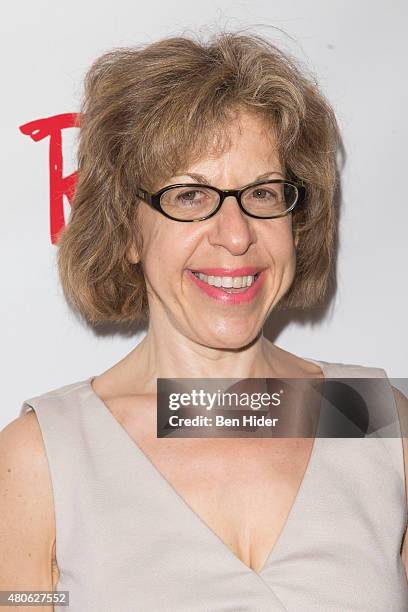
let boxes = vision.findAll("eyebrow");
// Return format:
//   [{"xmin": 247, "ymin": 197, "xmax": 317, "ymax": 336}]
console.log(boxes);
[{"xmin": 176, "ymin": 170, "xmax": 285, "ymax": 184}]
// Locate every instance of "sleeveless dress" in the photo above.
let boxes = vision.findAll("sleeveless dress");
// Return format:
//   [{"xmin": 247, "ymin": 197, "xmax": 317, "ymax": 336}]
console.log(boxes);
[{"xmin": 19, "ymin": 359, "xmax": 408, "ymax": 611}]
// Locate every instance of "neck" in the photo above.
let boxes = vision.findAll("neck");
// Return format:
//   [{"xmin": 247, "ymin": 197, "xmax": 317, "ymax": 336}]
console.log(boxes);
[{"xmin": 124, "ymin": 323, "xmax": 280, "ymax": 392}]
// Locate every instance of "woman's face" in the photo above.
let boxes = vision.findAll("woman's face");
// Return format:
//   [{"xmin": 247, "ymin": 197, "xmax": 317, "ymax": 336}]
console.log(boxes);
[{"xmin": 129, "ymin": 110, "xmax": 297, "ymax": 349}]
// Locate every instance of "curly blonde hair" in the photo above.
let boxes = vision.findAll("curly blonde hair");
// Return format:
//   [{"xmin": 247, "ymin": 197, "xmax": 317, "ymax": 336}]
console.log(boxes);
[{"xmin": 57, "ymin": 30, "xmax": 340, "ymax": 325}]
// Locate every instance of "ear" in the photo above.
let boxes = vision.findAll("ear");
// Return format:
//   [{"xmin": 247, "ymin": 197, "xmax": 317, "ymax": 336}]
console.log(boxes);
[{"xmin": 126, "ymin": 243, "xmax": 140, "ymax": 265}]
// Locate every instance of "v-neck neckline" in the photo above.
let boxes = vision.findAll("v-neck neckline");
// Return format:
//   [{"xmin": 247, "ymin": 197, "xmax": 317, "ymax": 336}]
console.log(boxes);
[{"xmin": 83, "ymin": 358, "xmax": 328, "ymax": 577}]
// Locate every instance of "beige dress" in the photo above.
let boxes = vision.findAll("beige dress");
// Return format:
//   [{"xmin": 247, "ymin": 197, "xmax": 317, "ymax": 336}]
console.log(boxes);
[{"xmin": 19, "ymin": 359, "xmax": 408, "ymax": 611}]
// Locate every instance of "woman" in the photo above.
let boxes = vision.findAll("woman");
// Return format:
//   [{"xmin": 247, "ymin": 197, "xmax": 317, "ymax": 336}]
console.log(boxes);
[{"xmin": 1, "ymin": 31, "xmax": 408, "ymax": 611}]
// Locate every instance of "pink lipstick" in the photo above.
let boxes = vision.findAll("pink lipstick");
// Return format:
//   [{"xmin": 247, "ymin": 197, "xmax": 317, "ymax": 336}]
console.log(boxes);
[{"xmin": 186, "ymin": 268, "xmax": 266, "ymax": 305}]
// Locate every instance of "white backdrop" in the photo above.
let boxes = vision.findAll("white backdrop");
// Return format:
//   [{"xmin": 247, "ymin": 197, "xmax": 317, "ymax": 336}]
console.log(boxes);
[{"xmin": 1, "ymin": 0, "xmax": 407, "ymax": 430}]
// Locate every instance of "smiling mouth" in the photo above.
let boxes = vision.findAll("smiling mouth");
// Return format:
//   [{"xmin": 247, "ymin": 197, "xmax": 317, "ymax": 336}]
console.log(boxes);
[{"xmin": 189, "ymin": 270, "xmax": 261, "ymax": 293}]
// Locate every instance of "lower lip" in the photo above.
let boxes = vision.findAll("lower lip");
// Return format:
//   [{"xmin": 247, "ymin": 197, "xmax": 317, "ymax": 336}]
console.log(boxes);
[{"xmin": 186, "ymin": 270, "xmax": 266, "ymax": 305}]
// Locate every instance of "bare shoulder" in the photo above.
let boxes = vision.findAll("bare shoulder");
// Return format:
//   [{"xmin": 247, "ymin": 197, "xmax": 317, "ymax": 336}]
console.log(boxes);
[
  {"xmin": 0, "ymin": 411, "xmax": 57, "ymax": 591},
  {"xmin": 391, "ymin": 385, "xmax": 408, "ymax": 578},
  {"xmin": 0, "ymin": 411, "xmax": 51, "ymax": 481}
]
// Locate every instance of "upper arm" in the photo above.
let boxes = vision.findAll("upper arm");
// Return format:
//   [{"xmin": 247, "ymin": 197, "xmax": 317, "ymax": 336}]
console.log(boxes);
[
  {"xmin": 0, "ymin": 410, "xmax": 57, "ymax": 606},
  {"xmin": 392, "ymin": 385, "xmax": 408, "ymax": 579}
]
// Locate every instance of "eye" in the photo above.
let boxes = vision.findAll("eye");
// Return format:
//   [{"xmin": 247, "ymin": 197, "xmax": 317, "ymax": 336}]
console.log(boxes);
[
  {"xmin": 249, "ymin": 187, "xmax": 278, "ymax": 199},
  {"xmin": 176, "ymin": 190, "xmax": 202, "ymax": 202}
]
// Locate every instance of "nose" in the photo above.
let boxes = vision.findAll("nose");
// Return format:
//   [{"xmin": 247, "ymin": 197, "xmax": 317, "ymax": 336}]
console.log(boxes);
[{"xmin": 207, "ymin": 194, "xmax": 257, "ymax": 256}]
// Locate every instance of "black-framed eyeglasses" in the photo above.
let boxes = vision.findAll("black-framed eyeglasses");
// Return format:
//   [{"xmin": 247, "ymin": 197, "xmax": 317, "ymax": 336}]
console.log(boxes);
[{"xmin": 134, "ymin": 179, "xmax": 305, "ymax": 222}]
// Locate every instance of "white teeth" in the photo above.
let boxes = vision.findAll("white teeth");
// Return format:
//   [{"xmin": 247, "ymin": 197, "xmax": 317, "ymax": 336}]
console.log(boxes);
[{"xmin": 194, "ymin": 272, "xmax": 258, "ymax": 288}]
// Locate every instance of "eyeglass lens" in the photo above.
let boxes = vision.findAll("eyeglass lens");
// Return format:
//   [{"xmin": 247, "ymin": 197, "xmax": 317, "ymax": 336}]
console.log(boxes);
[{"xmin": 159, "ymin": 182, "xmax": 298, "ymax": 220}]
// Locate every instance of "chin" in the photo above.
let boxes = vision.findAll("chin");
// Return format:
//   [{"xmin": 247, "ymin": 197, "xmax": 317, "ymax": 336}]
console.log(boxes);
[{"xmin": 197, "ymin": 321, "xmax": 262, "ymax": 350}]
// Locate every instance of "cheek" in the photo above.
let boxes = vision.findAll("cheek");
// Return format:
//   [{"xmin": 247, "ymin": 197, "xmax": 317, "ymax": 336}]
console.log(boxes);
[
  {"xmin": 137, "ymin": 216, "xmax": 167, "ymax": 283},
  {"xmin": 263, "ymin": 221, "xmax": 296, "ymax": 262},
  {"xmin": 140, "ymin": 222, "xmax": 199, "ymax": 284}
]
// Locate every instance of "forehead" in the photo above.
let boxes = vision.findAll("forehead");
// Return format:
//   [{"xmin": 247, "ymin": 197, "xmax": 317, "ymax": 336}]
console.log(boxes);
[{"xmin": 174, "ymin": 112, "xmax": 281, "ymax": 177}]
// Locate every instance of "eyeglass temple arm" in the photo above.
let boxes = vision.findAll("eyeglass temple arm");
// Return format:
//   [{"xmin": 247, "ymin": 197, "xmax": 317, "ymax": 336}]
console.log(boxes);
[{"xmin": 135, "ymin": 187, "xmax": 152, "ymax": 204}]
